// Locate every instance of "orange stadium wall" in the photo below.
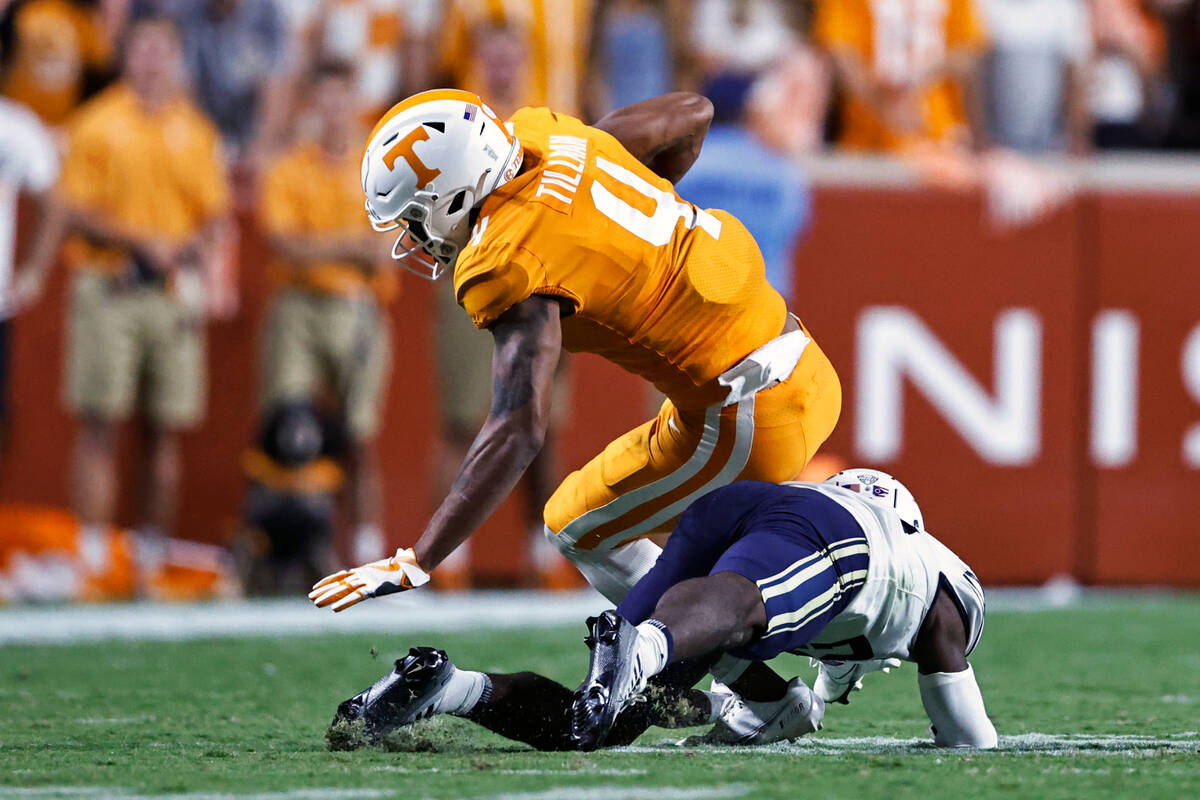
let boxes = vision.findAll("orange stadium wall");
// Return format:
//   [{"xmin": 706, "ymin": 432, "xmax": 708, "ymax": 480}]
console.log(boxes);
[
  {"xmin": 795, "ymin": 182, "xmax": 1200, "ymax": 586},
  {"xmin": 3, "ymin": 180, "xmax": 1199, "ymax": 587}
]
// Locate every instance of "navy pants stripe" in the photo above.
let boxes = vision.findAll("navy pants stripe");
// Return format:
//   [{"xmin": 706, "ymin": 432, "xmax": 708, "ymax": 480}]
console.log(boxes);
[{"xmin": 616, "ymin": 481, "xmax": 870, "ymax": 662}]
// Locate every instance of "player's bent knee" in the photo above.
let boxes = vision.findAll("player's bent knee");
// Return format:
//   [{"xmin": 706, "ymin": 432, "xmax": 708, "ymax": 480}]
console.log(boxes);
[
  {"xmin": 709, "ymin": 571, "xmax": 767, "ymax": 649},
  {"xmin": 542, "ymin": 527, "xmax": 663, "ymax": 604},
  {"xmin": 726, "ymin": 571, "xmax": 767, "ymax": 626}
]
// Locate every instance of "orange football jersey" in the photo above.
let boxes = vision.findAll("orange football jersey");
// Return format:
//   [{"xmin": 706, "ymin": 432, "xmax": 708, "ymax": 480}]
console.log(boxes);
[
  {"xmin": 453, "ymin": 107, "xmax": 787, "ymax": 410},
  {"xmin": 815, "ymin": 0, "xmax": 987, "ymax": 151}
]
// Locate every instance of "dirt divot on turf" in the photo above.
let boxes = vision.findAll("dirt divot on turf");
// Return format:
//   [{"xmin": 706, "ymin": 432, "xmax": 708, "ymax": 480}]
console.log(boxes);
[
  {"xmin": 324, "ymin": 717, "xmax": 372, "ymax": 751},
  {"xmin": 325, "ymin": 715, "xmax": 487, "ymax": 753},
  {"xmin": 641, "ymin": 684, "xmax": 709, "ymax": 729},
  {"xmin": 379, "ymin": 716, "xmax": 497, "ymax": 753}
]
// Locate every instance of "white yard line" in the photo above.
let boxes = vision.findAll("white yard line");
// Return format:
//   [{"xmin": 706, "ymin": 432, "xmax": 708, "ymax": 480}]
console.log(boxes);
[
  {"xmin": 0, "ymin": 592, "xmax": 609, "ymax": 646},
  {"xmin": 477, "ymin": 787, "xmax": 750, "ymax": 800},
  {"xmin": 0, "ymin": 789, "xmax": 750, "ymax": 800},
  {"xmin": 0, "ymin": 791, "xmax": 395, "ymax": 800},
  {"xmin": 365, "ymin": 767, "xmax": 648, "ymax": 776},
  {"xmin": 1, "ymin": 588, "xmax": 1194, "ymax": 646},
  {"xmin": 620, "ymin": 732, "xmax": 1200, "ymax": 757}
]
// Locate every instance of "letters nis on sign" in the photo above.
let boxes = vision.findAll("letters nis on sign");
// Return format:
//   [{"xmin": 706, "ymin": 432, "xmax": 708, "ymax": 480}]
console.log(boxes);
[{"xmin": 854, "ymin": 306, "xmax": 1200, "ymax": 469}]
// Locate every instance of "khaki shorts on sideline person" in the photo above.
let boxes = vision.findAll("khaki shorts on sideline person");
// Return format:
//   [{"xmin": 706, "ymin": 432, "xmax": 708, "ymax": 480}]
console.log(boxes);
[
  {"xmin": 261, "ymin": 288, "xmax": 391, "ymax": 441},
  {"xmin": 65, "ymin": 269, "xmax": 206, "ymax": 429}
]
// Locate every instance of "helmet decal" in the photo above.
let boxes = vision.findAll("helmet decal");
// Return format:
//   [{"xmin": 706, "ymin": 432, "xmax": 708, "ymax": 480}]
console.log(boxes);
[
  {"xmin": 361, "ymin": 89, "xmax": 526, "ymax": 280},
  {"xmin": 825, "ymin": 468, "xmax": 925, "ymax": 532},
  {"xmin": 382, "ymin": 126, "xmax": 442, "ymax": 188}
]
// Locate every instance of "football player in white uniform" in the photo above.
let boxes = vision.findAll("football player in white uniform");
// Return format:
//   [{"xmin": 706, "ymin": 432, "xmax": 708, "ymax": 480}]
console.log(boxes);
[
  {"xmin": 327, "ymin": 470, "xmax": 997, "ymax": 751},
  {"xmin": 571, "ymin": 470, "xmax": 996, "ymax": 749}
]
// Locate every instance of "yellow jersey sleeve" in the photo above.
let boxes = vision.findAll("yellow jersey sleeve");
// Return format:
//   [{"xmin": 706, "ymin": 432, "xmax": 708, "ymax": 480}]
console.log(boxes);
[
  {"xmin": 454, "ymin": 233, "xmax": 548, "ymax": 329},
  {"xmin": 454, "ymin": 107, "xmax": 595, "ymax": 328}
]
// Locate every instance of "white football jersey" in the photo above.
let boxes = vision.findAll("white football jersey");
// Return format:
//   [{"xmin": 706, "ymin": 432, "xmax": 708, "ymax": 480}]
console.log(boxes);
[{"xmin": 781, "ymin": 483, "xmax": 985, "ymax": 663}]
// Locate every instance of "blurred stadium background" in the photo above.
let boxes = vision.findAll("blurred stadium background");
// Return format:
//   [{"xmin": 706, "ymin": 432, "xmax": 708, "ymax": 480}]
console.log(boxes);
[
  {"xmin": 2, "ymin": 0, "xmax": 1199, "ymax": 599},
  {"xmin": 2, "ymin": 1, "xmax": 1199, "ymax": 798}
]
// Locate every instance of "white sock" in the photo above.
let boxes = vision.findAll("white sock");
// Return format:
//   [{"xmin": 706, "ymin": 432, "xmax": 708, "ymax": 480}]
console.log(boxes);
[
  {"xmin": 632, "ymin": 620, "xmax": 673, "ymax": 686},
  {"xmin": 433, "ymin": 666, "xmax": 492, "ymax": 716},
  {"xmin": 917, "ymin": 665, "xmax": 998, "ymax": 749}
]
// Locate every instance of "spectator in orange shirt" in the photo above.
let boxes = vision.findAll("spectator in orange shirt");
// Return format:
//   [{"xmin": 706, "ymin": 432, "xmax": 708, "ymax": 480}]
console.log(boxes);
[
  {"xmin": 299, "ymin": 0, "xmax": 441, "ymax": 126},
  {"xmin": 257, "ymin": 61, "xmax": 396, "ymax": 566},
  {"xmin": 436, "ymin": 0, "xmax": 594, "ymax": 118},
  {"xmin": 815, "ymin": 0, "xmax": 989, "ymax": 152},
  {"xmin": 58, "ymin": 13, "xmax": 230, "ymax": 576},
  {"xmin": 1, "ymin": 0, "xmax": 114, "ymax": 127}
]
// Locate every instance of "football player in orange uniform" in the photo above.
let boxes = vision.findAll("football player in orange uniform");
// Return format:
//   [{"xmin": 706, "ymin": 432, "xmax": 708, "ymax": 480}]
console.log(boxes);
[{"xmin": 309, "ymin": 88, "xmax": 842, "ymax": 732}]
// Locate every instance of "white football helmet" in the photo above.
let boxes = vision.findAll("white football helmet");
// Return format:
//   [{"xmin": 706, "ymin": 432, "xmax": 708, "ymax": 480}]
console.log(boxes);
[
  {"xmin": 361, "ymin": 89, "xmax": 524, "ymax": 280},
  {"xmin": 825, "ymin": 468, "xmax": 925, "ymax": 532}
]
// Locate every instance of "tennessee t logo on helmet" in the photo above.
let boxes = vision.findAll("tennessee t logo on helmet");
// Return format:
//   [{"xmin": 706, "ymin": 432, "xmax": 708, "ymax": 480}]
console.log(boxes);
[
  {"xmin": 361, "ymin": 89, "xmax": 524, "ymax": 281},
  {"xmin": 382, "ymin": 126, "xmax": 443, "ymax": 188}
]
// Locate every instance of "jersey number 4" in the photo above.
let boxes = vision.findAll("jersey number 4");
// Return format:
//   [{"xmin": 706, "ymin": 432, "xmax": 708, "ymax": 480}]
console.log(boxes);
[{"xmin": 590, "ymin": 157, "xmax": 723, "ymax": 246}]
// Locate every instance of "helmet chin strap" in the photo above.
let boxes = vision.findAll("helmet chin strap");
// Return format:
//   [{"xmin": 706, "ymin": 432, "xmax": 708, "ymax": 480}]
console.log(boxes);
[{"xmin": 487, "ymin": 135, "xmax": 524, "ymax": 196}]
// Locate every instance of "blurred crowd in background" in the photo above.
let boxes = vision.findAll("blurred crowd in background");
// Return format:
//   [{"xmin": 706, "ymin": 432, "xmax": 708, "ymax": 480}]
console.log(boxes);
[{"xmin": 2, "ymin": 0, "xmax": 1199, "ymax": 603}]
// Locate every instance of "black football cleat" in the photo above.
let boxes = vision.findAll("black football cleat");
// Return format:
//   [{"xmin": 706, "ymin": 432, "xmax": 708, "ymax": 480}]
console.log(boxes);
[
  {"xmin": 571, "ymin": 610, "xmax": 644, "ymax": 751},
  {"xmin": 332, "ymin": 646, "xmax": 455, "ymax": 739}
]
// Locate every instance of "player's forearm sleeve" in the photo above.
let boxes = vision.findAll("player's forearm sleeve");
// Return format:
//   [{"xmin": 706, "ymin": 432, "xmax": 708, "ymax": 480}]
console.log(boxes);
[{"xmin": 918, "ymin": 665, "xmax": 998, "ymax": 749}]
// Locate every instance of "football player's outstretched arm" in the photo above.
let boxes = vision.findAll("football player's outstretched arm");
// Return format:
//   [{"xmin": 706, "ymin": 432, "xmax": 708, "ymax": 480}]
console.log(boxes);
[
  {"xmin": 414, "ymin": 295, "xmax": 564, "ymax": 569},
  {"xmin": 310, "ymin": 295, "xmax": 562, "ymax": 610},
  {"xmin": 594, "ymin": 92, "xmax": 714, "ymax": 185}
]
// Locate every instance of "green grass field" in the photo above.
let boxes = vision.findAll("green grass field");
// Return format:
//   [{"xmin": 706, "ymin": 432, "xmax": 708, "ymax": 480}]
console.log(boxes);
[{"xmin": 2, "ymin": 595, "xmax": 1199, "ymax": 800}]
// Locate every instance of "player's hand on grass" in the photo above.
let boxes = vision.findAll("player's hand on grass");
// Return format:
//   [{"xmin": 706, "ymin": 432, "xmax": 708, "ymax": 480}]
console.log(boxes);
[{"xmin": 308, "ymin": 547, "xmax": 431, "ymax": 611}]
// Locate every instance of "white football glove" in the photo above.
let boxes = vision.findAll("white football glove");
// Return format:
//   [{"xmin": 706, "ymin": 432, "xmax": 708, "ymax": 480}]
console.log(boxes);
[{"xmin": 308, "ymin": 547, "xmax": 430, "ymax": 612}]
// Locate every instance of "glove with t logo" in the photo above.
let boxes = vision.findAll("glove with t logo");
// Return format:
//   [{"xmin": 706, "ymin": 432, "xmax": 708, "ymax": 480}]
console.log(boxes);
[{"xmin": 308, "ymin": 547, "xmax": 431, "ymax": 612}]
